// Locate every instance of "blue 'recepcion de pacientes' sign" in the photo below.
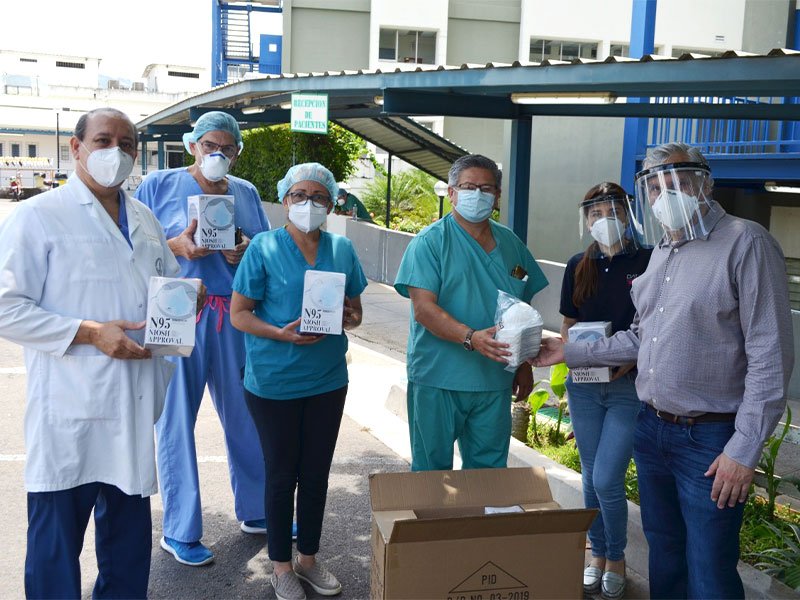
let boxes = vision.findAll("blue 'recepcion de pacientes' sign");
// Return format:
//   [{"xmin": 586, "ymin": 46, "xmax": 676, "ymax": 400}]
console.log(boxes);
[{"xmin": 290, "ymin": 93, "xmax": 329, "ymax": 134}]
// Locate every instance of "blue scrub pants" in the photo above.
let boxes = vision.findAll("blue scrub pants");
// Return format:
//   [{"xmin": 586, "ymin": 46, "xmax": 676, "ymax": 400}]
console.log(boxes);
[
  {"xmin": 565, "ymin": 373, "xmax": 639, "ymax": 562},
  {"xmin": 25, "ymin": 483, "xmax": 151, "ymax": 599},
  {"xmin": 407, "ymin": 382, "xmax": 511, "ymax": 471},
  {"xmin": 156, "ymin": 297, "xmax": 265, "ymax": 543}
]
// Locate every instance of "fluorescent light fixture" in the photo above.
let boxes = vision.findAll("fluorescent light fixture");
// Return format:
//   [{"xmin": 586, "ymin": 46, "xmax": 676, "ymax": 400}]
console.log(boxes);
[
  {"xmin": 189, "ymin": 121, "xmax": 197, "ymax": 127},
  {"xmin": 2, "ymin": 133, "xmax": 24, "ymax": 137},
  {"xmin": 373, "ymin": 95, "xmax": 384, "ymax": 106},
  {"xmin": 765, "ymin": 181, "xmax": 800, "ymax": 194},
  {"xmin": 510, "ymin": 91, "xmax": 617, "ymax": 104},
  {"xmin": 152, "ymin": 133, "xmax": 162, "ymax": 138},
  {"xmin": 241, "ymin": 105, "xmax": 266, "ymax": 115},
  {"xmin": 279, "ymin": 101, "xmax": 292, "ymax": 110}
]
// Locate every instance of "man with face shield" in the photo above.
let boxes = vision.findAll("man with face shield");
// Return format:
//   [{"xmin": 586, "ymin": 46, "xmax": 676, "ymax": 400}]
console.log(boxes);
[
  {"xmin": 535, "ymin": 142, "xmax": 794, "ymax": 598},
  {"xmin": 0, "ymin": 107, "xmax": 180, "ymax": 597},
  {"xmin": 394, "ymin": 154, "xmax": 548, "ymax": 472},
  {"xmin": 135, "ymin": 111, "xmax": 271, "ymax": 566}
]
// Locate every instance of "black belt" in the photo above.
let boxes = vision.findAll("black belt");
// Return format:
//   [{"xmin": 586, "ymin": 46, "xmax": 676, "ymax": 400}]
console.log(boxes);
[{"xmin": 646, "ymin": 403, "xmax": 736, "ymax": 426}]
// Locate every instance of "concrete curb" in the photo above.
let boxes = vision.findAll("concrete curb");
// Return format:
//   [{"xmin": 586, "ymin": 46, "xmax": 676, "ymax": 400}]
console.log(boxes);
[{"xmin": 381, "ymin": 378, "xmax": 799, "ymax": 599}]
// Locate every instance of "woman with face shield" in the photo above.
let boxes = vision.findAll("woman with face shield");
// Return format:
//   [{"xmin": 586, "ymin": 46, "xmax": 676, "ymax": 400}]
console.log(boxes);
[
  {"xmin": 230, "ymin": 163, "xmax": 367, "ymax": 600},
  {"xmin": 558, "ymin": 182, "xmax": 653, "ymax": 599}
]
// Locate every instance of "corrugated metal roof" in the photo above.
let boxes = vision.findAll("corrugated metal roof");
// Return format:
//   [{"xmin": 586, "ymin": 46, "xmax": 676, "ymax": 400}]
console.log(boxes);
[{"xmin": 136, "ymin": 49, "xmax": 800, "ymax": 180}]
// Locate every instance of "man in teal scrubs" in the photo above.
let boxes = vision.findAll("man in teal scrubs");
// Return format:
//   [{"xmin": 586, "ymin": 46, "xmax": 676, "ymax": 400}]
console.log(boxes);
[
  {"xmin": 336, "ymin": 187, "xmax": 373, "ymax": 222},
  {"xmin": 395, "ymin": 154, "xmax": 547, "ymax": 471}
]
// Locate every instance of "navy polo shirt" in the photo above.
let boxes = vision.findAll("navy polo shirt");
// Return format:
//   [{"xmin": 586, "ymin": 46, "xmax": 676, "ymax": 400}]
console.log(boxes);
[{"xmin": 559, "ymin": 247, "xmax": 652, "ymax": 334}]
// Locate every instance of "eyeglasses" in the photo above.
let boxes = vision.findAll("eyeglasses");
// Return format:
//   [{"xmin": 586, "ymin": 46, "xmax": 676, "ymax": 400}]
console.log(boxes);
[
  {"xmin": 198, "ymin": 140, "xmax": 238, "ymax": 158},
  {"xmin": 454, "ymin": 182, "xmax": 498, "ymax": 194},
  {"xmin": 286, "ymin": 191, "xmax": 331, "ymax": 208}
]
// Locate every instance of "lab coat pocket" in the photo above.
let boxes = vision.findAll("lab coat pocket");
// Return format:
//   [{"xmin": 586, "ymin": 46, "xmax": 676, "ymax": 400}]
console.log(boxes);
[
  {"xmin": 46, "ymin": 354, "xmax": 121, "ymax": 423},
  {"xmin": 61, "ymin": 237, "xmax": 121, "ymax": 283}
]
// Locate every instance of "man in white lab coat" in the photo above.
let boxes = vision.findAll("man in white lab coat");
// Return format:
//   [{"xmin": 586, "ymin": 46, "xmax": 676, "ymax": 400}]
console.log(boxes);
[{"xmin": 0, "ymin": 108, "xmax": 181, "ymax": 599}]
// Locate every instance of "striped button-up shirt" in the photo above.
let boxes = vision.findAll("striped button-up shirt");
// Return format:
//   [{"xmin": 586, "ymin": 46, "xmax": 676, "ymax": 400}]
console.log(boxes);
[{"xmin": 565, "ymin": 202, "xmax": 795, "ymax": 467}]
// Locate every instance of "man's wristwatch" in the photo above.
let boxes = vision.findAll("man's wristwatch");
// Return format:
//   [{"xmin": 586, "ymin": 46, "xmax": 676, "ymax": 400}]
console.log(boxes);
[{"xmin": 463, "ymin": 328, "xmax": 475, "ymax": 351}]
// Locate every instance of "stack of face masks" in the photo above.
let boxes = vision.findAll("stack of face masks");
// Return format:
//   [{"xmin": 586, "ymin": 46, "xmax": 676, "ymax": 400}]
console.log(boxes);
[{"xmin": 494, "ymin": 290, "xmax": 543, "ymax": 372}]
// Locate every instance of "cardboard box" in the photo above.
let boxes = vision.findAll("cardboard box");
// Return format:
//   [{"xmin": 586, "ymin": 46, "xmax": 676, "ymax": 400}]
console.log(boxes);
[
  {"xmin": 144, "ymin": 277, "xmax": 199, "ymax": 357},
  {"xmin": 567, "ymin": 321, "xmax": 612, "ymax": 383},
  {"xmin": 187, "ymin": 194, "xmax": 235, "ymax": 249},
  {"xmin": 300, "ymin": 270, "xmax": 345, "ymax": 335},
  {"xmin": 370, "ymin": 467, "xmax": 597, "ymax": 599}
]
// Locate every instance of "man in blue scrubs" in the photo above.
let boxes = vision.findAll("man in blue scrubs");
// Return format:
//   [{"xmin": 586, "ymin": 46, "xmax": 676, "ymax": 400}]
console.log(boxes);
[
  {"xmin": 394, "ymin": 154, "xmax": 547, "ymax": 471},
  {"xmin": 136, "ymin": 112, "xmax": 270, "ymax": 566}
]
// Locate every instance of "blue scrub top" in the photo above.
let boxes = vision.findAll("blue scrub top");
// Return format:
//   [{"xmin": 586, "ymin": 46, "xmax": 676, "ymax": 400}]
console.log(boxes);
[
  {"xmin": 135, "ymin": 168, "xmax": 270, "ymax": 295},
  {"xmin": 394, "ymin": 213, "xmax": 548, "ymax": 392},
  {"xmin": 117, "ymin": 191, "xmax": 132, "ymax": 249},
  {"xmin": 233, "ymin": 227, "xmax": 368, "ymax": 400},
  {"xmin": 559, "ymin": 248, "xmax": 652, "ymax": 334}
]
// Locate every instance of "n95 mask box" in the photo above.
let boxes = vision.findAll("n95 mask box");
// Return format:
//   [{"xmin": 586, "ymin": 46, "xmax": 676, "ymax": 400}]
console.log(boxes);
[
  {"xmin": 144, "ymin": 277, "xmax": 200, "ymax": 357},
  {"xmin": 188, "ymin": 194, "xmax": 235, "ymax": 249},
  {"xmin": 567, "ymin": 321, "xmax": 612, "ymax": 383},
  {"xmin": 300, "ymin": 270, "xmax": 346, "ymax": 335}
]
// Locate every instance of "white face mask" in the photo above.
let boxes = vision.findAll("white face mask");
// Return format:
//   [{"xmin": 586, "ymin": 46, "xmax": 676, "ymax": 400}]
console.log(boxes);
[
  {"xmin": 455, "ymin": 189, "xmax": 495, "ymax": 223},
  {"xmin": 288, "ymin": 202, "xmax": 328, "ymax": 233},
  {"xmin": 590, "ymin": 217, "xmax": 624, "ymax": 248},
  {"xmin": 652, "ymin": 189, "xmax": 699, "ymax": 231},
  {"xmin": 198, "ymin": 151, "xmax": 231, "ymax": 182},
  {"xmin": 336, "ymin": 197, "xmax": 345, "ymax": 206},
  {"xmin": 82, "ymin": 145, "xmax": 134, "ymax": 188}
]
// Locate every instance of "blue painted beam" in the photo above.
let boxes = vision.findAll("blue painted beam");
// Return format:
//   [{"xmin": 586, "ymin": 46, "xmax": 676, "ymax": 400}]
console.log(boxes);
[
  {"xmin": 146, "ymin": 124, "xmax": 193, "ymax": 134},
  {"xmin": 707, "ymin": 155, "xmax": 800, "ymax": 182},
  {"xmin": 0, "ymin": 128, "xmax": 74, "ymax": 136},
  {"xmin": 508, "ymin": 118, "xmax": 532, "ymax": 243},
  {"xmin": 223, "ymin": 3, "xmax": 281, "ymax": 12},
  {"xmin": 517, "ymin": 102, "xmax": 800, "ymax": 120},
  {"xmin": 621, "ymin": 0, "xmax": 657, "ymax": 189},
  {"xmin": 188, "ymin": 107, "xmax": 290, "ymax": 123},
  {"xmin": 383, "ymin": 89, "xmax": 518, "ymax": 119}
]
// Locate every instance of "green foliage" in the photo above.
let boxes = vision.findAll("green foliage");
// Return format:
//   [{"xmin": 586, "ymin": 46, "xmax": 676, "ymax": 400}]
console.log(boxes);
[
  {"xmin": 758, "ymin": 406, "xmax": 793, "ymax": 521},
  {"xmin": 549, "ymin": 363, "xmax": 569, "ymax": 442},
  {"xmin": 527, "ymin": 389, "xmax": 550, "ymax": 446},
  {"xmin": 747, "ymin": 518, "xmax": 800, "ymax": 590},
  {"xmin": 189, "ymin": 123, "xmax": 366, "ymax": 203},
  {"xmin": 361, "ymin": 168, "xmax": 451, "ymax": 233}
]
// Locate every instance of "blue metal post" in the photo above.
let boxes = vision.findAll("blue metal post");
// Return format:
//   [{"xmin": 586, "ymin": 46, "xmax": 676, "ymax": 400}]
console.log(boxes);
[
  {"xmin": 141, "ymin": 140, "xmax": 148, "ymax": 176},
  {"xmin": 211, "ymin": 0, "xmax": 223, "ymax": 86},
  {"xmin": 157, "ymin": 140, "xmax": 165, "ymax": 170},
  {"xmin": 620, "ymin": 0, "xmax": 657, "ymax": 189},
  {"xmin": 783, "ymin": 4, "xmax": 800, "ymax": 150},
  {"xmin": 508, "ymin": 118, "xmax": 532, "ymax": 243}
]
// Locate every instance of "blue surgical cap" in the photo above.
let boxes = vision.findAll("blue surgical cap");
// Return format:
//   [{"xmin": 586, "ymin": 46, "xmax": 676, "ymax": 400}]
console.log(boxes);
[
  {"xmin": 277, "ymin": 163, "xmax": 338, "ymax": 203},
  {"xmin": 183, "ymin": 111, "xmax": 244, "ymax": 153}
]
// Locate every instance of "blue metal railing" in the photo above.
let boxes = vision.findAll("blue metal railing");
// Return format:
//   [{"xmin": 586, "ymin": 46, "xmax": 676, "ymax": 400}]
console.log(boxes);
[{"xmin": 645, "ymin": 96, "xmax": 800, "ymax": 156}]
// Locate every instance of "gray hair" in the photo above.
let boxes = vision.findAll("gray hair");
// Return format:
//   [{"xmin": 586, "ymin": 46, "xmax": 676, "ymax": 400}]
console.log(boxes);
[
  {"xmin": 75, "ymin": 107, "xmax": 138, "ymax": 146},
  {"xmin": 448, "ymin": 154, "xmax": 502, "ymax": 189},
  {"xmin": 642, "ymin": 142, "xmax": 708, "ymax": 169}
]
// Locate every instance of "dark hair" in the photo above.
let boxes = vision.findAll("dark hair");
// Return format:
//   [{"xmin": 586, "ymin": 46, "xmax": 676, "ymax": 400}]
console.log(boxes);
[
  {"xmin": 448, "ymin": 154, "xmax": 502, "ymax": 189},
  {"xmin": 74, "ymin": 107, "xmax": 138, "ymax": 146},
  {"xmin": 572, "ymin": 182, "xmax": 628, "ymax": 308}
]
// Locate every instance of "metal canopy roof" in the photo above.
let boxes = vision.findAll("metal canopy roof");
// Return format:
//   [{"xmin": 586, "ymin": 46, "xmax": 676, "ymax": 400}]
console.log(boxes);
[{"xmin": 136, "ymin": 49, "xmax": 800, "ymax": 180}]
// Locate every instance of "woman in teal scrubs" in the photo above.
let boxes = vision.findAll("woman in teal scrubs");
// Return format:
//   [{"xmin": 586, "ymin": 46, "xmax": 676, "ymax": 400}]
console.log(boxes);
[{"xmin": 230, "ymin": 162, "xmax": 366, "ymax": 600}]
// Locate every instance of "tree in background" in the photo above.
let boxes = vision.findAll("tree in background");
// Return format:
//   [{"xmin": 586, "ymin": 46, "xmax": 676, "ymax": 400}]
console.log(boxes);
[
  {"xmin": 361, "ymin": 168, "xmax": 452, "ymax": 233},
  {"xmin": 185, "ymin": 123, "xmax": 366, "ymax": 202}
]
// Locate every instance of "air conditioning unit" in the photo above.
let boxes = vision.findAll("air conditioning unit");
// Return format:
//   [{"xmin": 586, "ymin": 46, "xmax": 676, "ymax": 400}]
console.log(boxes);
[
  {"xmin": 132, "ymin": 82, "xmax": 145, "ymax": 91},
  {"xmin": 108, "ymin": 79, "xmax": 120, "ymax": 89}
]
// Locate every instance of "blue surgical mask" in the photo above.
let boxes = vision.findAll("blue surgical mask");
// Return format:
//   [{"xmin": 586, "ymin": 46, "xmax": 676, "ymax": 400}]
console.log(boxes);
[{"xmin": 455, "ymin": 189, "xmax": 495, "ymax": 223}]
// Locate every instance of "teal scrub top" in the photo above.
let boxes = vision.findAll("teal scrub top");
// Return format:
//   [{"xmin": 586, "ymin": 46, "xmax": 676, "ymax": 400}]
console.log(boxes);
[
  {"xmin": 233, "ymin": 227, "xmax": 368, "ymax": 400},
  {"xmin": 394, "ymin": 214, "xmax": 547, "ymax": 392}
]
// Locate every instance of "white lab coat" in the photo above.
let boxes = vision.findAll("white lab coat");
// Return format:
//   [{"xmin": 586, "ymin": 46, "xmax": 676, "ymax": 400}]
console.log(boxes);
[{"xmin": 0, "ymin": 174, "xmax": 180, "ymax": 496}]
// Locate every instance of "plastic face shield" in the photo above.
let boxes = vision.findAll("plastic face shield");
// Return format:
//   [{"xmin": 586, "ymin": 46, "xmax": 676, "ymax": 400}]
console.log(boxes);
[
  {"xmin": 632, "ymin": 162, "xmax": 713, "ymax": 245},
  {"xmin": 579, "ymin": 195, "xmax": 639, "ymax": 257}
]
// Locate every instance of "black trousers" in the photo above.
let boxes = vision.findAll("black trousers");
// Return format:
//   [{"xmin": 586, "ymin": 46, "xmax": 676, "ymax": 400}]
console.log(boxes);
[{"xmin": 244, "ymin": 386, "xmax": 347, "ymax": 562}]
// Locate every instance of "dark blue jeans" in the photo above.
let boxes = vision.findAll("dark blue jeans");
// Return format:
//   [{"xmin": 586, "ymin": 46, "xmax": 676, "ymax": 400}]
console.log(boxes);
[
  {"xmin": 245, "ymin": 386, "xmax": 347, "ymax": 562},
  {"xmin": 633, "ymin": 403, "xmax": 745, "ymax": 599},
  {"xmin": 25, "ymin": 483, "xmax": 151, "ymax": 599}
]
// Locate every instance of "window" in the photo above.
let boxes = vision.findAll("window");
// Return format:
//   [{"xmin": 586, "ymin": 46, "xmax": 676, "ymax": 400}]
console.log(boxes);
[
  {"xmin": 11, "ymin": 144, "xmax": 20, "ymax": 157},
  {"xmin": 378, "ymin": 28, "xmax": 436, "ymax": 64},
  {"xmin": 60, "ymin": 145, "xmax": 71, "ymax": 162},
  {"xmin": 609, "ymin": 44, "xmax": 629, "ymax": 58},
  {"xmin": 56, "ymin": 61, "xmax": 86, "ymax": 69},
  {"xmin": 0, "ymin": 143, "xmax": 3, "ymax": 156},
  {"xmin": 5, "ymin": 85, "xmax": 33, "ymax": 95},
  {"xmin": 167, "ymin": 70, "xmax": 200, "ymax": 79},
  {"xmin": 19, "ymin": 57, "xmax": 37, "ymax": 63},
  {"xmin": 27, "ymin": 144, "xmax": 37, "ymax": 158},
  {"xmin": 530, "ymin": 39, "xmax": 598, "ymax": 62}
]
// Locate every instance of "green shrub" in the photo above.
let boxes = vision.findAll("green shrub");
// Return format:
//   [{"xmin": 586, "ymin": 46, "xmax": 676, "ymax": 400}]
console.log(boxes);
[{"xmin": 186, "ymin": 123, "xmax": 366, "ymax": 203}]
